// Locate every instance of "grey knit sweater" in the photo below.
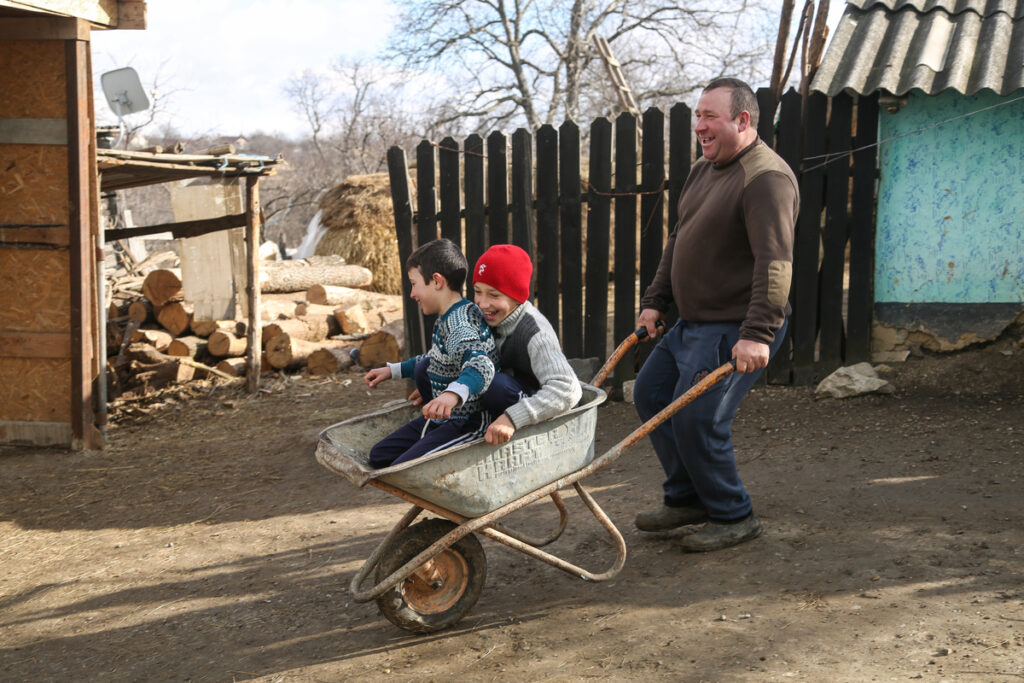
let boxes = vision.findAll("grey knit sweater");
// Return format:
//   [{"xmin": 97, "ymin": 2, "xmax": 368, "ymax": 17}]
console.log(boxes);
[{"xmin": 491, "ymin": 301, "xmax": 582, "ymax": 429}]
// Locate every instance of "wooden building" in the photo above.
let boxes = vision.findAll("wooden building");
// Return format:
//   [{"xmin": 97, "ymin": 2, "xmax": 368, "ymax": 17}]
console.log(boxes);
[{"xmin": 0, "ymin": 1, "xmax": 145, "ymax": 448}]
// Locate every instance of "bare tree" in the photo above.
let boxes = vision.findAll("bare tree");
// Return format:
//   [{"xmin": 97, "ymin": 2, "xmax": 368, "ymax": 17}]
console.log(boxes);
[{"xmin": 387, "ymin": 0, "xmax": 776, "ymax": 132}]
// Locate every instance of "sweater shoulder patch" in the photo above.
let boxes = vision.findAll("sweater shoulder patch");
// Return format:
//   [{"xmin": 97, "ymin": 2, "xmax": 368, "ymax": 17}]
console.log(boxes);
[{"xmin": 740, "ymin": 145, "xmax": 795, "ymax": 190}]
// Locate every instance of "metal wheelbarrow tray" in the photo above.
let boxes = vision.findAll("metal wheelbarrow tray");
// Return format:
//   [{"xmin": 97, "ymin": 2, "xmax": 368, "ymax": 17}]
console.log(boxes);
[{"xmin": 315, "ymin": 328, "xmax": 736, "ymax": 633}]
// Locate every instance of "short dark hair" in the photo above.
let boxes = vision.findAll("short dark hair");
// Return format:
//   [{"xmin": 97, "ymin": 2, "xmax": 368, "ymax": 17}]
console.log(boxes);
[
  {"xmin": 703, "ymin": 77, "xmax": 759, "ymax": 130},
  {"xmin": 406, "ymin": 238, "xmax": 468, "ymax": 293}
]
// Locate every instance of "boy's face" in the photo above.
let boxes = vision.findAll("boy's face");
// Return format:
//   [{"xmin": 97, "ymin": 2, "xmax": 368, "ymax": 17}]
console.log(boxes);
[
  {"xmin": 473, "ymin": 281, "xmax": 518, "ymax": 326},
  {"xmin": 408, "ymin": 267, "xmax": 443, "ymax": 315}
]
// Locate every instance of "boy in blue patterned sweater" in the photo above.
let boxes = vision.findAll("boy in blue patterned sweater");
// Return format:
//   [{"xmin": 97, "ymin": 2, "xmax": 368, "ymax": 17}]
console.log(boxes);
[{"xmin": 364, "ymin": 238, "xmax": 498, "ymax": 468}]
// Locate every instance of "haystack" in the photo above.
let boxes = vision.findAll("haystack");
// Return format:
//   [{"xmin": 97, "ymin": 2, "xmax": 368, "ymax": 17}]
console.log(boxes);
[{"xmin": 315, "ymin": 173, "xmax": 403, "ymax": 295}]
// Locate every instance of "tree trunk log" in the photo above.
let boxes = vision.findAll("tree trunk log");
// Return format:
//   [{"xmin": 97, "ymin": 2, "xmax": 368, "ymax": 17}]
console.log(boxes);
[
  {"xmin": 307, "ymin": 345, "xmax": 357, "ymax": 375},
  {"xmin": 127, "ymin": 300, "xmax": 159, "ymax": 324},
  {"xmin": 208, "ymin": 330, "xmax": 247, "ymax": 357},
  {"xmin": 166, "ymin": 335, "xmax": 207, "ymax": 358},
  {"xmin": 306, "ymin": 284, "xmax": 380, "ymax": 306},
  {"xmin": 191, "ymin": 319, "xmax": 245, "ymax": 338},
  {"xmin": 216, "ymin": 357, "xmax": 252, "ymax": 377},
  {"xmin": 294, "ymin": 302, "xmax": 336, "ymax": 317},
  {"xmin": 260, "ymin": 298, "xmax": 302, "ymax": 321},
  {"xmin": 130, "ymin": 327, "xmax": 173, "ymax": 351},
  {"xmin": 262, "ymin": 315, "xmax": 333, "ymax": 344},
  {"xmin": 157, "ymin": 301, "xmax": 193, "ymax": 336},
  {"xmin": 265, "ymin": 334, "xmax": 350, "ymax": 370},
  {"xmin": 142, "ymin": 268, "xmax": 183, "ymax": 307},
  {"xmin": 259, "ymin": 263, "xmax": 372, "ymax": 294},
  {"xmin": 358, "ymin": 320, "xmax": 406, "ymax": 367},
  {"xmin": 334, "ymin": 303, "xmax": 371, "ymax": 334}
]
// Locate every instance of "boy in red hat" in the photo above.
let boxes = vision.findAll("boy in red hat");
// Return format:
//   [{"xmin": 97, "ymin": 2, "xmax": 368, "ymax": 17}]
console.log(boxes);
[{"xmin": 471, "ymin": 244, "xmax": 582, "ymax": 445}]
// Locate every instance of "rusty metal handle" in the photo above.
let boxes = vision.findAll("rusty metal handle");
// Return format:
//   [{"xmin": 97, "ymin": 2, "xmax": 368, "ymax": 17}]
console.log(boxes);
[{"xmin": 591, "ymin": 321, "xmax": 664, "ymax": 387}]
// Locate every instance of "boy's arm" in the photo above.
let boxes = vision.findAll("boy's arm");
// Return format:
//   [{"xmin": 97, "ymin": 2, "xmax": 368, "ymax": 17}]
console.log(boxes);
[{"xmin": 503, "ymin": 330, "xmax": 582, "ymax": 429}]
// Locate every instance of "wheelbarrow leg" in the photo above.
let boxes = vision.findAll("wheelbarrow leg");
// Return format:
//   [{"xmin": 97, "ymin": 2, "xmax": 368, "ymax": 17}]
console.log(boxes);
[
  {"xmin": 489, "ymin": 491, "xmax": 569, "ymax": 548},
  {"xmin": 348, "ymin": 504, "xmax": 423, "ymax": 600}
]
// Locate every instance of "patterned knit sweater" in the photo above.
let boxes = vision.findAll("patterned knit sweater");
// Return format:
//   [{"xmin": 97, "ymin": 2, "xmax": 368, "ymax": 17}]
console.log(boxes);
[
  {"xmin": 389, "ymin": 298, "xmax": 498, "ymax": 419},
  {"xmin": 492, "ymin": 301, "xmax": 582, "ymax": 429}
]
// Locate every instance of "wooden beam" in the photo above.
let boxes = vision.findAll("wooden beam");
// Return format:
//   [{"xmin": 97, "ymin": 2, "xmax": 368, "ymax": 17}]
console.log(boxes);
[
  {"xmin": 105, "ymin": 212, "xmax": 246, "ymax": 241},
  {"xmin": 116, "ymin": 0, "xmax": 145, "ymax": 29},
  {"xmin": 244, "ymin": 175, "xmax": 261, "ymax": 392},
  {"xmin": 0, "ymin": 16, "xmax": 88, "ymax": 39},
  {"xmin": 0, "ymin": 0, "xmax": 116, "ymax": 27},
  {"xmin": 66, "ymin": 37, "xmax": 97, "ymax": 450},
  {"xmin": 0, "ymin": 331, "xmax": 71, "ymax": 358}
]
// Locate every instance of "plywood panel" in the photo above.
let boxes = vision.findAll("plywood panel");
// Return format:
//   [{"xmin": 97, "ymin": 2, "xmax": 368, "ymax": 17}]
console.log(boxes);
[
  {"xmin": 0, "ymin": 420, "xmax": 71, "ymax": 446},
  {"xmin": 0, "ymin": 144, "xmax": 69, "ymax": 224},
  {"xmin": 0, "ymin": 40, "xmax": 66, "ymax": 118},
  {"xmin": 0, "ymin": 249, "xmax": 70, "ymax": 331},
  {"xmin": 0, "ymin": 357, "xmax": 71, "ymax": 422}
]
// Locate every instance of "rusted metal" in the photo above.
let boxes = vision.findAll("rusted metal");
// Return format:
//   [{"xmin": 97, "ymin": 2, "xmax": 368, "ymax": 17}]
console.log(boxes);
[{"xmin": 591, "ymin": 327, "xmax": 645, "ymax": 387}]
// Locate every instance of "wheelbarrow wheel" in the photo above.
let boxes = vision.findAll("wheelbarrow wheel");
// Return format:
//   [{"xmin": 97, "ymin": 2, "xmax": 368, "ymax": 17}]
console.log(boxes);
[{"xmin": 375, "ymin": 518, "xmax": 487, "ymax": 633}]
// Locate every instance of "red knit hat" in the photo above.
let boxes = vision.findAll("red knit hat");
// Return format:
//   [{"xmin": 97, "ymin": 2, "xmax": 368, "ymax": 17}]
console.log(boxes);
[{"xmin": 473, "ymin": 244, "xmax": 532, "ymax": 303}]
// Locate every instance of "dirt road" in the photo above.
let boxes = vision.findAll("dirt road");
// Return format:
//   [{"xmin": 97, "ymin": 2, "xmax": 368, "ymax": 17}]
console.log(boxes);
[{"xmin": 2, "ymin": 341, "xmax": 1022, "ymax": 681}]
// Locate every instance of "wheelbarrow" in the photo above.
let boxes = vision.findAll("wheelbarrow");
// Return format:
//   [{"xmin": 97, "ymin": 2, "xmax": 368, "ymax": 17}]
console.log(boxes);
[{"xmin": 315, "ymin": 327, "xmax": 736, "ymax": 633}]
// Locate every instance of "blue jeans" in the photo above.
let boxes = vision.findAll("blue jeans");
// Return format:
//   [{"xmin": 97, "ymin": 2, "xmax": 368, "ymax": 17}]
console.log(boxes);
[{"xmin": 634, "ymin": 318, "xmax": 787, "ymax": 521}]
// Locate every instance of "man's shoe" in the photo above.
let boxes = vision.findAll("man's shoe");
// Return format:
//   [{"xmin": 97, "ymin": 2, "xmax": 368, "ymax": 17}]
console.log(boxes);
[
  {"xmin": 679, "ymin": 514, "xmax": 763, "ymax": 552},
  {"xmin": 634, "ymin": 504, "xmax": 709, "ymax": 532}
]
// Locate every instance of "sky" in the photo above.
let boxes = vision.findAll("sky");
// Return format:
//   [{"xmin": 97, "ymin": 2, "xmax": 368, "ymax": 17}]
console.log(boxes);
[{"xmin": 91, "ymin": 0, "xmax": 847, "ymax": 140}]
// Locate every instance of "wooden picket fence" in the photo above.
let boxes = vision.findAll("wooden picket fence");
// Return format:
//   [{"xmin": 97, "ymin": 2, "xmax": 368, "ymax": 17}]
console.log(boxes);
[{"xmin": 386, "ymin": 88, "xmax": 880, "ymax": 387}]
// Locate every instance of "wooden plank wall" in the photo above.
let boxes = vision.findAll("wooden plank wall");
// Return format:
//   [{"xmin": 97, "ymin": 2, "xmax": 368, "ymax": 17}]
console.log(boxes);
[{"xmin": 0, "ymin": 19, "xmax": 99, "ymax": 448}]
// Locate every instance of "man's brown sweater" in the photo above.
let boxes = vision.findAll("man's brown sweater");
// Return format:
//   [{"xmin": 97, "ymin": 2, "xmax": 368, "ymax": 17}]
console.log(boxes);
[{"xmin": 640, "ymin": 139, "xmax": 799, "ymax": 344}]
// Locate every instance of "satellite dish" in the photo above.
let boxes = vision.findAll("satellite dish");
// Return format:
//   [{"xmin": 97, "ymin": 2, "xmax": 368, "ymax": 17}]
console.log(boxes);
[{"xmin": 101, "ymin": 67, "xmax": 150, "ymax": 117}]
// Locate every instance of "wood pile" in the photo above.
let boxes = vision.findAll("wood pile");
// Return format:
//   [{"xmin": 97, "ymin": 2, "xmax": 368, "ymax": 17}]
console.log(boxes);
[{"xmin": 105, "ymin": 251, "xmax": 407, "ymax": 400}]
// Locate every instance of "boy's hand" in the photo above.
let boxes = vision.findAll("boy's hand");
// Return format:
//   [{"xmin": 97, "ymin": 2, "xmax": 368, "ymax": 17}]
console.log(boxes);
[
  {"xmin": 364, "ymin": 367, "xmax": 391, "ymax": 388},
  {"xmin": 422, "ymin": 392, "xmax": 459, "ymax": 420},
  {"xmin": 407, "ymin": 388, "xmax": 423, "ymax": 406},
  {"xmin": 485, "ymin": 413, "xmax": 516, "ymax": 445}
]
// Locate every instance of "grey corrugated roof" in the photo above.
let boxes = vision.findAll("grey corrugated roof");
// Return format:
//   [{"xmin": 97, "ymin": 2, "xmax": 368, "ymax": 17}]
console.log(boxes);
[{"xmin": 811, "ymin": 0, "xmax": 1024, "ymax": 95}]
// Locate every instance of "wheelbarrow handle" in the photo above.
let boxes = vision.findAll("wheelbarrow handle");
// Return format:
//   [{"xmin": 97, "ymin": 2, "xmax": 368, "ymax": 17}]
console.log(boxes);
[{"xmin": 590, "ymin": 321, "xmax": 665, "ymax": 387}]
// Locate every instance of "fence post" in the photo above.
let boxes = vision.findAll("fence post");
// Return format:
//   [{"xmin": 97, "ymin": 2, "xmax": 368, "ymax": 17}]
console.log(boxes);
[
  {"xmin": 613, "ymin": 112, "xmax": 638, "ymax": 395},
  {"xmin": 585, "ymin": 117, "xmax": 612, "ymax": 364},
  {"xmin": 792, "ymin": 92, "xmax": 828, "ymax": 385},
  {"xmin": 535, "ymin": 124, "xmax": 559, "ymax": 326},
  {"xmin": 559, "ymin": 119, "xmax": 584, "ymax": 358},
  {"xmin": 464, "ymin": 133, "xmax": 486, "ymax": 276},
  {"xmin": 819, "ymin": 93, "xmax": 854, "ymax": 375},
  {"xmin": 438, "ymin": 136, "xmax": 462, "ymax": 250},
  {"xmin": 386, "ymin": 146, "xmax": 424, "ymax": 360},
  {"xmin": 846, "ymin": 93, "xmax": 879, "ymax": 364},
  {"xmin": 487, "ymin": 131, "xmax": 509, "ymax": 246},
  {"xmin": 415, "ymin": 140, "xmax": 438, "ymax": 349},
  {"xmin": 511, "ymin": 129, "xmax": 536, "ymax": 283},
  {"xmin": 639, "ymin": 107, "xmax": 666, "ymax": 370},
  {"xmin": 668, "ymin": 103, "xmax": 691, "ymax": 237}
]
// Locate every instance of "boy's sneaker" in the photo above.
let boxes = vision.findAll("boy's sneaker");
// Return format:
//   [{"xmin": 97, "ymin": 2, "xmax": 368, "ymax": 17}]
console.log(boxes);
[
  {"xmin": 634, "ymin": 504, "xmax": 708, "ymax": 532},
  {"xmin": 679, "ymin": 514, "xmax": 763, "ymax": 552}
]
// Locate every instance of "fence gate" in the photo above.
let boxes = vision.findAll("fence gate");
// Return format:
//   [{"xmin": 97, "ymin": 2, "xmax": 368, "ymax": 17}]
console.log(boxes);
[{"xmin": 387, "ymin": 88, "xmax": 880, "ymax": 389}]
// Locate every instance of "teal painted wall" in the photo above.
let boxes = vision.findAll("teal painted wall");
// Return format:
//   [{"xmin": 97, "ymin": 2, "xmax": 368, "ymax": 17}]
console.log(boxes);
[{"xmin": 875, "ymin": 89, "xmax": 1024, "ymax": 304}]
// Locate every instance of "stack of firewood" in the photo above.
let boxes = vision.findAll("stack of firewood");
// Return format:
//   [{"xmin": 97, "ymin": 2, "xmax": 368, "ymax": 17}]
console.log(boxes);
[{"xmin": 105, "ymin": 255, "xmax": 407, "ymax": 399}]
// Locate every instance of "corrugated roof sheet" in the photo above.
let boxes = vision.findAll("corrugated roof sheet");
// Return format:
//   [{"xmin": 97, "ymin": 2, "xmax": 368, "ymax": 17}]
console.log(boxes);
[{"xmin": 811, "ymin": 0, "xmax": 1024, "ymax": 95}]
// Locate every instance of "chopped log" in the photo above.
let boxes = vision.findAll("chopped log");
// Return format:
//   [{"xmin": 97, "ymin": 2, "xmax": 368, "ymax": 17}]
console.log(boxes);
[
  {"xmin": 216, "ymin": 357, "xmax": 249, "ymax": 377},
  {"xmin": 129, "ymin": 359, "xmax": 195, "ymax": 391},
  {"xmin": 262, "ymin": 315, "xmax": 332, "ymax": 344},
  {"xmin": 334, "ymin": 303, "xmax": 370, "ymax": 334},
  {"xmin": 208, "ymin": 330, "xmax": 247, "ymax": 357},
  {"xmin": 130, "ymin": 328, "xmax": 173, "ymax": 351},
  {"xmin": 294, "ymin": 302, "xmax": 336, "ymax": 317},
  {"xmin": 260, "ymin": 298, "xmax": 302, "ymax": 321},
  {"xmin": 191, "ymin": 318, "xmax": 244, "ymax": 337},
  {"xmin": 107, "ymin": 302, "xmax": 122, "ymax": 321},
  {"xmin": 259, "ymin": 262, "xmax": 372, "ymax": 294},
  {"xmin": 265, "ymin": 334, "xmax": 350, "ymax": 370},
  {"xmin": 166, "ymin": 336, "xmax": 207, "ymax": 358},
  {"xmin": 128, "ymin": 300, "xmax": 158, "ymax": 324},
  {"xmin": 142, "ymin": 268, "xmax": 183, "ymax": 307},
  {"xmin": 307, "ymin": 345, "xmax": 357, "ymax": 375},
  {"xmin": 358, "ymin": 320, "xmax": 406, "ymax": 368},
  {"xmin": 307, "ymin": 284, "xmax": 371, "ymax": 306},
  {"xmin": 157, "ymin": 301, "xmax": 193, "ymax": 336}
]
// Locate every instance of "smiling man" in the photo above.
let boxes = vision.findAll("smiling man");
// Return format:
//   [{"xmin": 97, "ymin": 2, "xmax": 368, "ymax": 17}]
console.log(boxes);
[{"xmin": 634, "ymin": 77, "xmax": 799, "ymax": 552}]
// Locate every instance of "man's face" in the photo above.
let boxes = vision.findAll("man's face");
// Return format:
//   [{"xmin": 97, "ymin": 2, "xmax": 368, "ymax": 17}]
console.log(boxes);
[
  {"xmin": 408, "ymin": 267, "xmax": 442, "ymax": 315},
  {"xmin": 694, "ymin": 87, "xmax": 750, "ymax": 165}
]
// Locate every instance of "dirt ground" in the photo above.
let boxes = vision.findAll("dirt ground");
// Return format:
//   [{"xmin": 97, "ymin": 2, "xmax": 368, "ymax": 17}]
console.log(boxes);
[{"xmin": 2, "ymin": 338, "xmax": 1023, "ymax": 682}]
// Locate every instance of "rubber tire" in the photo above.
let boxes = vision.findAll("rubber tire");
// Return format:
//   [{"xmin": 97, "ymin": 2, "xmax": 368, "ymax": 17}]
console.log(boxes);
[{"xmin": 374, "ymin": 518, "xmax": 487, "ymax": 634}]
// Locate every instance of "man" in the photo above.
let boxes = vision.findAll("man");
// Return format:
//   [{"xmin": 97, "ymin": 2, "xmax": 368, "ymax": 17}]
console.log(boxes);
[{"xmin": 634, "ymin": 77, "xmax": 798, "ymax": 552}]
